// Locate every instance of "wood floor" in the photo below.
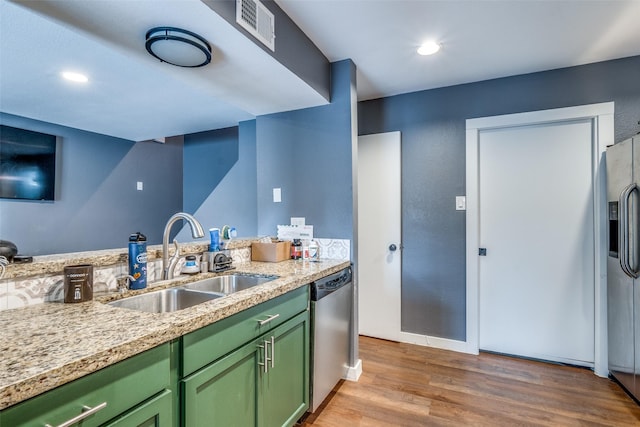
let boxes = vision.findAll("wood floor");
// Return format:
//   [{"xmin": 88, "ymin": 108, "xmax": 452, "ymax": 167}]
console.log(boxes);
[{"xmin": 301, "ymin": 336, "xmax": 640, "ymax": 426}]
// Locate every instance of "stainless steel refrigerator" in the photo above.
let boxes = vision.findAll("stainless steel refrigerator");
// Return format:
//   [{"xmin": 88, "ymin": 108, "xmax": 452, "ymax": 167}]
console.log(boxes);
[{"xmin": 607, "ymin": 135, "xmax": 640, "ymax": 401}]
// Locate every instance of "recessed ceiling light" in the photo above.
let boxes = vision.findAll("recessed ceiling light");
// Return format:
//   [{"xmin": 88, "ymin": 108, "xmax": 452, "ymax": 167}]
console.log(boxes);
[
  {"xmin": 61, "ymin": 71, "xmax": 88, "ymax": 83},
  {"xmin": 417, "ymin": 41, "xmax": 441, "ymax": 56}
]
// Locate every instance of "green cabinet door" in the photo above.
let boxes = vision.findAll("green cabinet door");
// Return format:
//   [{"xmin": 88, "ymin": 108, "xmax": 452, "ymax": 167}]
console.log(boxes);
[
  {"xmin": 182, "ymin": 311, "xmax": 309, "ymax": 427},
  {"xmin": 259, "ymin": 311, "xmax": 310, "ymax": 427},
  {"xmin": 181, "ymin": 340, "xmax": 260, "ymax": 427},
  {"xmin": 104, "ymin": 390, "xmax": 173, "ymax": 427}
]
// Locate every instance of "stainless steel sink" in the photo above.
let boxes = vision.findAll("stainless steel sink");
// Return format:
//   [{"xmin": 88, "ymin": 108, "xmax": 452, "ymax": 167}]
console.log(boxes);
[
  {"xmin": 181, "ymin": 274, "xmax": 278, "ymax": 295},
  {"xmin": 107, "ymin": 288, "xmax": 223, "ymax": 313}
]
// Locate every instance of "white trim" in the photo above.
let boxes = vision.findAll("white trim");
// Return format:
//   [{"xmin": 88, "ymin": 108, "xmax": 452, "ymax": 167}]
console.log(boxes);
[
  {"xmin": 398, "ymin": 331, "xmax": 473, "ymax": 354},
  {"xmin": 344, "ymin": 359, "xmax": 362, "ymax": 382},
  {"xmin": 466, "ymin": 102, "xmax": 614, "ymax": 130},
  {"xmin": 465, "ymin": 102, "xmax": 614, "ymax": 377},
  {"xmin": 593, "ymin": 111, "xmax": 614, "ymax": 377},
  {"xmin": 465, "ymin": 127, "xmax": 481, "ymax": 356}
]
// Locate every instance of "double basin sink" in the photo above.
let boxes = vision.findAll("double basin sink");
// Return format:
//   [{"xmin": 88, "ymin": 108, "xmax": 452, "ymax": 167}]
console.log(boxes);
[{"xmin": 107, "ymin": 274, "xmax": 278, "ymax": 313}]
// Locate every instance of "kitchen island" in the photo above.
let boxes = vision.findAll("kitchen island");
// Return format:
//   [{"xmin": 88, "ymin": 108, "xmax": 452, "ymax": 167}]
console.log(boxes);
[{"xmin": 0, "ymin": 257, "xmax": 349, "ymax": 413}]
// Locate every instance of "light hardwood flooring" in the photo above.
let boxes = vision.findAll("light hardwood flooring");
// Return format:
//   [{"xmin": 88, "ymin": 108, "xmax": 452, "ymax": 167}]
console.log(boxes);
[{"xmin": 301, "ymin": 336, "xmax": 640, "ymax": 426}]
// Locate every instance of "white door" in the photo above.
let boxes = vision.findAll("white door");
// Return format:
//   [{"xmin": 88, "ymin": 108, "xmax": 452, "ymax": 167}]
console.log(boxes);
[
  {"xmin": 357, "ymin": 132, "xmax": 402, "ymax": 341},
  {"xmin": 478, "ymin": 120, "xmax": 595, "ymax": 365}
]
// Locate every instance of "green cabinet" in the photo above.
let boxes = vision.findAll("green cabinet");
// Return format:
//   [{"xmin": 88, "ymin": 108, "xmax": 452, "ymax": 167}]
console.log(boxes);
[
  {"xmin": 104, "ymin": 390, "xmax": 172, "ymax": 427},
  {"xmin": 181, "ymin": 286, "xmax": 310, "ymax": 427},
  {"xmin": 261, "ymin": 311, "xmax": 309, "ymax": 427},
  {"xmin": 182, "ymin": 331, "xmax": 260, "ymax": 426},
  {"xmin": 1, "ymin": 286, "xmax": 311, "ymax": 427},
  {"xmin": 182, "ymin": 286, "xmax": 310, "ymax": 377},
  {"xmin": 0, "ymin": 344, "xmax": 171, "ymax": 427}
]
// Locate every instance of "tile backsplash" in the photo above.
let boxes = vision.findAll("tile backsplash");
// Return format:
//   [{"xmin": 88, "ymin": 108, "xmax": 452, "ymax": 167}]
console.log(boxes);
[
  {"xmin": 0, "ymin": 239, "xmax": 345, "ymax": 311},
  {"xmin": 315, "ymin": 238, "xmax": 350, "ymax": 261}
]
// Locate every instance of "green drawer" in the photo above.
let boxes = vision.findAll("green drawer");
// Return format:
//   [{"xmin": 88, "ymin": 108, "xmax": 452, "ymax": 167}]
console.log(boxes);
[
  {"xmin": 0, "ymin": 344, "xmax": 170, "ymax": 427},
  {"xmin": 182, "ymin": 285, "xmax": 309, "ymax": 376},
  {"xmin": 104, "ymin": 389, "xmax": 173, "ymax": 427}
]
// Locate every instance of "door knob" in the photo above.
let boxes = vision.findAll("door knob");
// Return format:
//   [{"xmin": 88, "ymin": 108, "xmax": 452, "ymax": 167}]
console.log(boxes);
[{"xmin": 389, "ymin": 244, "xmax": 397, "ymax": 251}]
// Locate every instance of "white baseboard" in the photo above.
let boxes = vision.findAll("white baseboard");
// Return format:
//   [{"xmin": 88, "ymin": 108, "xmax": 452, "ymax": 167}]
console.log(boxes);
[
  {"xmin": 398, "ymin": 331, "xmax": 477, "ymax": 355},
  {"xmin": 344, "ymin": 359, "xmax": 362, "ymax": 382}
]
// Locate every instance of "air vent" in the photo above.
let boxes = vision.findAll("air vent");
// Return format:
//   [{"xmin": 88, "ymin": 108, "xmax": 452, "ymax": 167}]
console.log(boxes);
[{"xmin": 236, "ymin": 0, "xmax": 275, "ymax": 51}]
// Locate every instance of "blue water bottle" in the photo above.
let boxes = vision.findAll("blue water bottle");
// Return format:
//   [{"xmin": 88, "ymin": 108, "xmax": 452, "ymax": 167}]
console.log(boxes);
[
  {"xmin": 209, "ymin": 228, "xmax": 220, "ymax": 251},
  {"xmin": 128, "ymin": 232, "xmax": 147, "ymax": 290}
]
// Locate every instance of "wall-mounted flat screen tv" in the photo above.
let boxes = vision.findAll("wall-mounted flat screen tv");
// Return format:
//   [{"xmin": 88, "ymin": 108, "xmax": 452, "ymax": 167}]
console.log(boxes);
[{"xmin": 0, "ymin": 125, "xmax": 57, "ymax": 201}]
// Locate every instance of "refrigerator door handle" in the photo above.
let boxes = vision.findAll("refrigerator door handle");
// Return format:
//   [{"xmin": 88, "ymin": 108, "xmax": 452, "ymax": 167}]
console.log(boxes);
[
  {"xmin": 620, "ymin": 183, "xmax": 639, "ymax": 279},
  {"xmin": 629, "ymin": 184, "xmax": 639, "ymax": 278}
]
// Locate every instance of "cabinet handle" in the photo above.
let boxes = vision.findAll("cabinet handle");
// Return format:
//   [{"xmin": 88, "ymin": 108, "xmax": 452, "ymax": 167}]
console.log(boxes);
[
  {"xmin": 45, "ymin": 402, "xmax": 107, "ymax": 427},
  {"xmin": 265, "ymin": 338, "xmax": 272, "ymax": 369},
  {"xmin": 270, "ymin": 335, "xmax": 275, "ymax": 369},
  {"xmin": 258, "ymin": 341, "xmax": 269, "ymax": 373},
  {"xmin": 257, "ymin": 313, "xmax": 280, "ymax": 326}
]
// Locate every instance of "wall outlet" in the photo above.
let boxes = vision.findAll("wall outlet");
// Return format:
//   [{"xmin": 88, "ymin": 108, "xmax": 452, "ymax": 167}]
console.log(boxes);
[
  {"xmin": 273, "ymin": 188, "xmax": 281, "ymax": 203},
  {"xmin": 137, "ymin": 181, "xmax": 143, "ymax": 191}
]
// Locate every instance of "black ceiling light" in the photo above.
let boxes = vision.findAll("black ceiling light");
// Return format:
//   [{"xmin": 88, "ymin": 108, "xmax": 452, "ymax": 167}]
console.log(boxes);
[{"xmin": 145, "ymin": 27, "xmax": 212, "ymax": 68}]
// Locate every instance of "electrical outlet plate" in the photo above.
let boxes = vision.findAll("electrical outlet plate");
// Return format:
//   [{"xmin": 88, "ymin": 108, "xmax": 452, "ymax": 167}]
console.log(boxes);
[
  {"xmin": 456, "ymin": 196, "xmax": 466, "ymax": 210},
  {"xmin": 291, "ymin": 217, "xmax": 305, "ymax": 226}
]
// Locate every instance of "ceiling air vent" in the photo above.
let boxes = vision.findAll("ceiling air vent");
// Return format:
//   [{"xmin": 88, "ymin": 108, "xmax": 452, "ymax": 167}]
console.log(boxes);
[{"xmin": 236, "ymin": 0, "xmax": 275, "ymax": 51}]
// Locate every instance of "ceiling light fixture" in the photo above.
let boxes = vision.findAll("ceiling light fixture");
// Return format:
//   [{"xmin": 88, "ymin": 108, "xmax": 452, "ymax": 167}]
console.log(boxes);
[
  {"xmin": 417, "ymin": 41, "xmax": 441, "ymax": 56},
  {"xmin": 61, "ymin": 71, "xmax": 88, "ymax": 83},
  {"xmin": 145, "ymin": 27, "xmax": 212, "ymax": 68}
]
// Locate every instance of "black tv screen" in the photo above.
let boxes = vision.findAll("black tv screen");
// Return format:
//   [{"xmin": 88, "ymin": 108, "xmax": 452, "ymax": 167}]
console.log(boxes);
[{"xmin": 0, "ymin": 125, "xmax": 57, "ymax": 201}]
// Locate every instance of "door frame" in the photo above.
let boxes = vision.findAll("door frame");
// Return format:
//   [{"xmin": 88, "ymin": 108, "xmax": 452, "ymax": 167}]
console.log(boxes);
[{"xmin": 465, "ymin": 102, "xmax": 614, "ymax": 377}]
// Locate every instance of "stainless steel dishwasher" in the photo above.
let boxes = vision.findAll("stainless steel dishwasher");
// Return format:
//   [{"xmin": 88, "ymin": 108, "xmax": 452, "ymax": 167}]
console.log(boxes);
[{"xmin": 310, "ymin": 266, "xmax": 353, "ymax": 412}]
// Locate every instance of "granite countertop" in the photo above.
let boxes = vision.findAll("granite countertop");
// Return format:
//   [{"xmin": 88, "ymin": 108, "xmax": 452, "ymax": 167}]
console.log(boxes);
[{"xmin": 0, "ymin": 258, "xmax": 350, "ymax": 410}]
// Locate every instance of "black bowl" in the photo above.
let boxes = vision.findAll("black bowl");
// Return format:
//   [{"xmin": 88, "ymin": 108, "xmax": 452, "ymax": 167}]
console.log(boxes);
[{"xmin": 0, "ymin": 240, "xmax": 18, "ymax": 262}]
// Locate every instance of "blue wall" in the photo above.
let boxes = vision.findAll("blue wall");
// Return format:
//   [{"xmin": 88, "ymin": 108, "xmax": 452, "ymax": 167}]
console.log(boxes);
[
  {"xmin": 180, "ymin": 122, "xmax": 258, "ymax": 238},
  {"xmin": 0, "ymin": 113, "xmax": 183, "ymax": 255},
  {"xmin": 255, "ymin": 60, "xmax": 356, "ymax": 239},
  {"xmin": 359, "ymin": 55, "xmax": 640, "ymax": 341}
]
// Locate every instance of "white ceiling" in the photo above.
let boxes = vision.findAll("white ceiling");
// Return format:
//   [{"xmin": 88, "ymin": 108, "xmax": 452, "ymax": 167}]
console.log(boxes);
[
  {"xmin": 277, "ymin": 0, "xmax": 640, "ymax": 101},
  {"xmin": 0, "ymin": 0, "xmax": 327, "ymax": 141},
  {"xmin": 1, "ymin": 0, "xmax": 639, "ymax": 141}
]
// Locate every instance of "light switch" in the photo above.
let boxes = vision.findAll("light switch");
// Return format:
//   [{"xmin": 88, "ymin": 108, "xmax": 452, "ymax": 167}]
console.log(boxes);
[
  {"xmin": 137, "ymin": 181, "xmax": 143, "ymax": 191},
  {"xmin": 273, "ymin": 188, "xmax": 281, "ymax": 203},
  {"xmin": 456, "ymin": 196, "xmax": 466, "ymax": 210}
]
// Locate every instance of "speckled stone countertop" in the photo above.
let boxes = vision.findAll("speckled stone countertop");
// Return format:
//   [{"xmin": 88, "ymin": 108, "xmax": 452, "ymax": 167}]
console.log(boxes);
[{"xmin": 0, "ymin": 258, "xmax": 350, "ymax": 410}]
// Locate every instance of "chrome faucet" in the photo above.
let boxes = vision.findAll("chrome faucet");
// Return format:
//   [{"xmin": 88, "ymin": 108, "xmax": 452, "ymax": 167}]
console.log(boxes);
[{"xmin": 162, "ymin": 212, "xmax": 205, "ymax": 280}]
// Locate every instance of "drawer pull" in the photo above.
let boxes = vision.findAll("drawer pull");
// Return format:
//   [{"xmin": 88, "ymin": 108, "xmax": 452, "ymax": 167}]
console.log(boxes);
[
  {"xmin": 45, "ymin": 402, "xmax": 107, "ymax": 427},
  {"xmin": 257, "ymin": 313, "xmax": 280, "ymax": 326}
]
